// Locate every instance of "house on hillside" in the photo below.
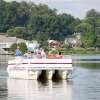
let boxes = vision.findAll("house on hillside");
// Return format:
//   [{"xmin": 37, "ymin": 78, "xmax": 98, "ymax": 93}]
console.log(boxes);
[
  {"xmin": 48, "ymin": 40, "xmax": 60, "ymax": 48},
  {"xmin": 64, "ymin": 33, "xmax": 81, "ymax": 48},
  {"xmin": 0, "ymin": 35, "xmax": 26, "ymax": 50},
  {"xmin": 0, "ymin": 34, "xmax": 41, "ymax": 55},
  {"xmin": 0, "ymin": 35, "xmax": 17, "ymax": 49}
]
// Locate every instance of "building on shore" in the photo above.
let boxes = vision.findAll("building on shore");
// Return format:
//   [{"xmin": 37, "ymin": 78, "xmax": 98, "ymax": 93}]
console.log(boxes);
[
  {"xmin": 64, "ymin": 33, "xmax": 81, "ymax": 48},
  {"xmin": 0, "ymin": 35, "xmax": 40, "ymax": 54},
  {"xmin": 0, "ymin": 35, "xmax": 17, "ymax": 49}
]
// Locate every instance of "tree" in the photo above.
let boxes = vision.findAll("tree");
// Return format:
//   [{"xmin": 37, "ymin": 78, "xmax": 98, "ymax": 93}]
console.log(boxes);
[
  {"xmin": 68, "ymin": 18, "xmax": 81, "ymax": 33},
  {"xmin": 86, "ymin": 9, "xmax": 100, "ymax": 19},
  {"xmin": 6, "ymin": 27, "xmax": 28, "ymax": 39},
  {"xmin": 16, "ymin": 1, "xmax": 30, "ymax": 26},
  {"xmin": 95, "ymin": 20, "xmax": 100, "ymax": 48},
  {"xmin": 34, "ymin": 31, "xmax": 48, "ymax": 47},
  {"xmin": 75, "ymin": 22, "xmax": 92, "ymax": 33},
  {"xmin": 85, "ymin": 9, "xmax": 100, "ymax": 34},
  {"xmin": 95, "ymin": 19, "xmax": 100, "ymax": 34},
  {"xmin": 10, "ymin": 42, "xmax": 27, "ymax": 54},
  {"xmin": 81, "ymin": 32, "xmax": 95, "ymax": 47},
  {"xmin": 95, "ymin": 36, "xmax": 100, "ymax": 48},
  {"xmin": 10, "ymin": 43, "xmax": 17, "ymax": 52},
  {"xmin": 0, "ymin": 0, "xmax": 76, "ymax": 41},
  {"xmin": 18, "ymin": 42, "xmax": 27, "ymax": 54},
  {"xmin": 0, "ymin": 0, "xmax": 9, "ymax": 32}
]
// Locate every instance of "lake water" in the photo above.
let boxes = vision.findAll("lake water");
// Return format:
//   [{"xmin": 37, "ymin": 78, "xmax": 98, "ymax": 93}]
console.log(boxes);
[{"xmin": 0, "ymin": 55, "xmax": 100, "ymax": 100}]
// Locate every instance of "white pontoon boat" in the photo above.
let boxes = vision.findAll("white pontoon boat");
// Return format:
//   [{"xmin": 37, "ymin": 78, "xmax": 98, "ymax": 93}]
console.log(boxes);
[{"xmin": 7, "ymin": 56, "xmax": 73, "ymax": 80}]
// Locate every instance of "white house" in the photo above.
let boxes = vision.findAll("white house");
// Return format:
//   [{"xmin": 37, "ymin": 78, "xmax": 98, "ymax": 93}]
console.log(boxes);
[
  {"xmin": 0, "ymin": 35, "xmax": 17, "ymax": 49},
  {"xmin": 0, "ymin": 35, "xmax": 40, "ymax": 54},
  {"xmin": 64, "ymin": 33, "xmax": 81, "ymax": 48},
  {"xmin": 48, "ymin": 40, "xmax": 60, "ymax": 48}
]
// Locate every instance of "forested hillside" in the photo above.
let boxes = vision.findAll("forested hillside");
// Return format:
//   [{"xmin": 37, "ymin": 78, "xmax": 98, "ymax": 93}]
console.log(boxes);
[{"xmin": 0, "ymin": 0, "xmax": 100, "ymax": 48}]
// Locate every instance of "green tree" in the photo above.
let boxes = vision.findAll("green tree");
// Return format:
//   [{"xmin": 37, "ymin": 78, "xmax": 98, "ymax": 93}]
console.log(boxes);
[
  {"xmin": 95, "ymin": 19, "xmax": 100, "ymax": 34},
  {"xmin": 10, "ymin": 43, "xmax": 17, "ymax": 52},
  {"xmin": 7, "ymin": 27, "xmax": 28, "ymax": 39},
  {"xmin": 75, "ymin": 22, "xmax": 92, "ymax": 33},
  {"xmin": 18, "ymin": 42, "xmax": 27, "ymax": 54},
  {"xmin": 34, "ymin": 31, "xmax": 48, "ymax": 46},
  {"xmin": 16, "ymin": 1, "xmax": 30, "ymax": 26},
  {"xmin": 10, "ymin": 42, "xmax": 27, "ymax": 54},
  {"xmin": 85, "ymin": 9, "xmax": 100, "ymax": 34},
  {"xmin": 86, "ymin": 9, "xmax": 100, "ymax": 19},
  {"xmin": 0, "ymin": 0, "xmax": 9, "ymax": 32},
  {"xmin": 69, "ymin": 18, "xmax": 81, "ymax": 33},
  {"xmin": 95, "ymin": 36, "xmax": 100, "ymax": 48},
  {"xmin": 81, "ymin": 32, "xmax": 95, "ymax": 47},
  {"xmin": 0, "ymin": 0, "xmax": 76, "ymax": 41}
]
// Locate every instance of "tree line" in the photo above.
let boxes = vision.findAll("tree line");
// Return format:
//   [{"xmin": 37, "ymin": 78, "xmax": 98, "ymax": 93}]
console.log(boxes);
[{"xmin": 0, "ymin": 0, "xmax": 100, "ymax": 48}]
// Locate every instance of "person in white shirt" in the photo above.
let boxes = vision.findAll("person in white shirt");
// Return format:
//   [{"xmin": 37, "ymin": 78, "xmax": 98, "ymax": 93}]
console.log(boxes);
[{"xmin": 35, "ymin": 47, "xmax": 46, "ymax": 59}]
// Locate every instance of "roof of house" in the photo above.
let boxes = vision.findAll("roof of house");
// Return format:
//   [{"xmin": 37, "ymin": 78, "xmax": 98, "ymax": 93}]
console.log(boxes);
[{"xmin": 0, "ymin": 35, "xmax": 17, "ymax": 43}]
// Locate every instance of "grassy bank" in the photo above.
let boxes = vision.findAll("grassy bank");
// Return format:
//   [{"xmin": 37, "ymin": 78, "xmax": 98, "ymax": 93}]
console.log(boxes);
[
  {"xmin": 61, "ymin": 47, "xmax": 100, "ymax": 55},
  {"xmin": 44, "ymin": 47, "xmax": 100, "ymax": 55}
]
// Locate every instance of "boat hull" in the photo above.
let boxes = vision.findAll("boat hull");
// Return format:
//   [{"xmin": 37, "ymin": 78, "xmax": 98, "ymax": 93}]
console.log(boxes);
[{"xmin": 7, "ymin": 58, "xmax": 73, "ymax": 80}]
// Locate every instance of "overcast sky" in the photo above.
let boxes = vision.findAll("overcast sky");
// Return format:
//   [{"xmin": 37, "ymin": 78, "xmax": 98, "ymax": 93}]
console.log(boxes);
[{"xmin": 4, "ymin": 0, "xmax": 100, "ymax": 19}]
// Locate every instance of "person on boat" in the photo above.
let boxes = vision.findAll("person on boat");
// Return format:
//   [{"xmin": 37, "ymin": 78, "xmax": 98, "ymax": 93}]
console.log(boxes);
[
  {"xmin": 40, "ymin": 48, "xmax": 46, "ymax": 58},
  {"xmin": 27, "ymin": 51, "xmax": 32, "ymax": 59},
  {"xmin": 35, "ymin": 47, "xmax": 46, "ymax": 59},
  {"xmin": 57, "ymin": 51, "xmax": 63, "ymax": 59},
  {"xmin": 35, "ymin": 47, "xmax": 43, "ymax": 58},
  {"xmin": 15, "ymin": 46, "xmax": 22, "ymax": 56}
]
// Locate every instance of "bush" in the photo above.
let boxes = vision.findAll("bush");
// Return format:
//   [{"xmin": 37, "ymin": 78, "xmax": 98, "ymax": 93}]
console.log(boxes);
[
  {"xmin": 10, "ymin": 43, "xmax": 17, "ymax": 52},
  {"xmin": 10, "ymin": 42, "xmax": 27, "ymax": 54},
  {"xmin": 86, "ymin": 47, "xmax": 95, "ymax": 51},
  {"xmin": 48, "ymin": 49, "xmax": 59, "ymax": 54},
  {"xmin": 18, "ymin": 42, "xmax": 27, "ymax": 54}
]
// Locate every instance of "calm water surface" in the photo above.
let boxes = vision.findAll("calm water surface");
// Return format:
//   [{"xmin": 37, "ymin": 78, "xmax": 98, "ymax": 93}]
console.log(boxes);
[{"xmin": 0, "ymin": 55, "xmax": 100, "ymax": 100}]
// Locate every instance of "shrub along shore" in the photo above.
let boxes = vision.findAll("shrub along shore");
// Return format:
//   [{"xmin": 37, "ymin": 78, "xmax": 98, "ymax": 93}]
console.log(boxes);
[{"xmin": 44, "ymin": 47, "xmax": 100, "ymax": 55}]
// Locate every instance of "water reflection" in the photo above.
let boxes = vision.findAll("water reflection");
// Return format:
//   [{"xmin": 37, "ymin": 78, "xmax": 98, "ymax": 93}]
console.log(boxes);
[
  {"xmin": 7, "ymin": 79, "xmax": 72, "ymax": 100},
  {"xmin": 0, "ymin": 78, "xmax": 8, "ymax": 100},
  {"xmin": 73, "ymin": 62, "xmax": 100, "ymax": 69},
  {"xmin": 80, "ymin": 63, "xmax": 100, "ymax": 69},
  {"xmin": 73, "ymin": 55, "xmax": 100, "ymax": 69},
  {"xmin": 73, "ymin": 67, "xmax": 100, "ymax": 100}
]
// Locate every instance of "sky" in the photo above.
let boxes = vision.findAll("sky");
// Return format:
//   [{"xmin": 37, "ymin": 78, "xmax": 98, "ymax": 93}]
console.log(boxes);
[{"xmin": 4, "ymin": 0, "xmax": 100, "ymax": 19}]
